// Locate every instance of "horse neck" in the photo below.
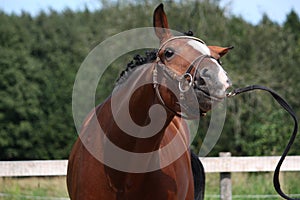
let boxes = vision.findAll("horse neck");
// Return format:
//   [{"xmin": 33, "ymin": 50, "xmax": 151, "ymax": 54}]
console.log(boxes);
[
  {"xmin": 100, "ymin": 63, "xmax": 176, "ymax": 192},
  {"xmin": 106, "ymin": 63, "xmax": 175, "ymax": 153}
]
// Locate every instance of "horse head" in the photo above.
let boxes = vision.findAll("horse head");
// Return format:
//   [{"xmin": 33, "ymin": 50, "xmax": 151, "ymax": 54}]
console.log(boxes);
[{"xmin": 153, "ymin": 4, "xmax": 233, "ymax": 117}]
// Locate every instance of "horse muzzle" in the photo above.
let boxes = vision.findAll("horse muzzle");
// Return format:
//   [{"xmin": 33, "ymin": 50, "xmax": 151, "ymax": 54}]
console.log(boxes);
[{"xmin": 193, "ymin": 71, "xmax": 232, "ymax": 112}]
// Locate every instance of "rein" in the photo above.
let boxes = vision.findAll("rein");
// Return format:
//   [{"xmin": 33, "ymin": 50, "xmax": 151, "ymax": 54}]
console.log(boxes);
[{"xmin": 227, "ymin": 85, "xmax": 299, "ymax": 200}]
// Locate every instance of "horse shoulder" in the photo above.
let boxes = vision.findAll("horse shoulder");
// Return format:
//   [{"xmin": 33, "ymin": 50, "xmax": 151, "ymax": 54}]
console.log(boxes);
[
  {"xmin": 67, "ymin": 104, "xmax": 116, "ymax": 200},
  {"xmin": 162, "ymin": 116, "xmax": 190, "ymax": 147},
  {"xmin": 160, "ymin": 117, "xmax": 194, "ymax": 200}
]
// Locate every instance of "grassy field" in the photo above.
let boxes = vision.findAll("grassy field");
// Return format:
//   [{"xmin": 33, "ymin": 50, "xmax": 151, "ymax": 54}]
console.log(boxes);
[
  {"xmin": 0, "ymin": 177, "xmax": 68, "ymax": 200},
  {"xmin": 205, "ymin": 172, "xmax": 300, "ymax": 199},
  {"xmin": 0, "ymin": 172, "xmax": 299, "ymax": 199}
]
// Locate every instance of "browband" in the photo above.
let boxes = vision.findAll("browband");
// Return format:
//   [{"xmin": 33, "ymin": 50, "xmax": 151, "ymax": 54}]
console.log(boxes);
[{"xmin": 157, "ymin": 36, "xmax": 206, "ymax": 56}]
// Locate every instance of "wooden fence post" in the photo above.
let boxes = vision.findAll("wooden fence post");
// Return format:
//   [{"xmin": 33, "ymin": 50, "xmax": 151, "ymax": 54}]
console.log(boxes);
[{"xmin": 219, "ymin": 152, "xmax": 232, "ymax": 200}]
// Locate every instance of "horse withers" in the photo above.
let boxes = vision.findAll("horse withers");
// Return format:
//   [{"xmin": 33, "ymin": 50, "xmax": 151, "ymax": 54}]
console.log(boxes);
[{"xmin": 67, "ymin": 4, "xmax": 232, "ymax": 200}]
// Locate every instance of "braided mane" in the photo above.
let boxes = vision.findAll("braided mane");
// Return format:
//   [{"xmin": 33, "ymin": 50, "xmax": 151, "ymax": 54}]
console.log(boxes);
[
  {"xmin": 115, "ymin": 31, "xmax": 194, "ymax": 84},
  {"xmin": 115, "ymin": 49, "xmax": 158, "ymax": 84}
]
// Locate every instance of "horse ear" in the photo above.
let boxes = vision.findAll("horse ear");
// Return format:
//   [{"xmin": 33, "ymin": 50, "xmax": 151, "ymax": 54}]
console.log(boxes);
[
  {"xmin": 153, "ymin": 3, "xmax": 172, "ymax": 42},
  {"xmin": 208, "ymin": 46, "xmax": 234, "ymax": 58}
]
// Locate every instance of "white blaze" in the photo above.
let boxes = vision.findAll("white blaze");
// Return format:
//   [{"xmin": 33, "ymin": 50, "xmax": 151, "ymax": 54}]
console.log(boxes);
[
  {"xmin": 219, "ymin": 67, "xmax": 230, "ymax": 89},
  {"xmin": 211, "ymin": 59, "xmax": 230, "ymax": 89},
  {"xmin": 187, "ymin": 40, "xmax": 211, "ymax": 55},
  {"xmin": 188, "ymin": 40, "xmax": 230, "ymax": 90}
]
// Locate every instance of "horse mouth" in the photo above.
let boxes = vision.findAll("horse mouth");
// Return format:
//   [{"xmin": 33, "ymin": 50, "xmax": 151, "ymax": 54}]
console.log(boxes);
[
  {"xmin": 196, "ymin": 86, "xmax": 224, "ymax": 102},
  {"xmin": 193, "ymin": 84, "xmax": 226, "ymax": 113},
  {"xmin": 177, "ymin": 86, "xmax": 225, "ymax": 117},
  {"xmin": 176, "ymin": 74, "xmax": 229, "ymax": 117}
]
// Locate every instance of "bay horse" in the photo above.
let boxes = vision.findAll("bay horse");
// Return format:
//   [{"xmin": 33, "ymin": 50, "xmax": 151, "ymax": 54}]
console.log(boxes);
[{"xmin": 67, "ymin": 4, "xmax": 233, "ymax": 200}]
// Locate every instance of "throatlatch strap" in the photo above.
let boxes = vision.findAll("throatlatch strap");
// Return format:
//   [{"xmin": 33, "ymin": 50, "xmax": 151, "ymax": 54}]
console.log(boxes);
[{"xmin": 228, "ymin": 85, "xmax": 299, "ymax": 200}]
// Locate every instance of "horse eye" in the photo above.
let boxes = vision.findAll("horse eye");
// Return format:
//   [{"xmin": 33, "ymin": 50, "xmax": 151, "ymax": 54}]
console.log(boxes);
[{"xmin": 164, "ymin": 48, "xmax": 175, "ymax": 59}]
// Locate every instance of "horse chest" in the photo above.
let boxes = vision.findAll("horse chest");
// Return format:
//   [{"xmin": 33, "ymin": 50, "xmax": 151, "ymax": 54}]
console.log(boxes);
[{"xmin": 118, "ymin": 167, "xmax": 193, "ymax": 200}]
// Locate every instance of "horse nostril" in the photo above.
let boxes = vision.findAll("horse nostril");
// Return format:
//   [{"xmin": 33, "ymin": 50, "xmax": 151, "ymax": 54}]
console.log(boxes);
[
  {"xmin": 199, "ymin": 77, "xmax": 206, "ymax": 85},
  {"xmin": 223, "ymin": 79, "xmax": 232, "ymax": 91},
  {"xmin": 227, "ymin": 79, "xmax": 232, "ymax": 87},
  {"xmin": 202, "ymin": 68, "xmax": 211, "ymax": 78}
]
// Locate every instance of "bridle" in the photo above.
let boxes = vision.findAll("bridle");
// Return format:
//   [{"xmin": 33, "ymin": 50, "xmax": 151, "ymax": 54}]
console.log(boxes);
[{"xmin": 152, "ymin": 36, "xmax": 216, "ymax": 119}]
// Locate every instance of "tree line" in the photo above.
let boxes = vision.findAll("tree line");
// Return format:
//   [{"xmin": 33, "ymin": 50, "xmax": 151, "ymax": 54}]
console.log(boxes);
[{"xmin": 1, "ymin": 0, "xmax": 300, "ymax": 160}]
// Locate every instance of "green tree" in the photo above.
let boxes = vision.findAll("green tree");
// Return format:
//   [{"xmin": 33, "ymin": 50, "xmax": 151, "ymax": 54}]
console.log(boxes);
[{"xmin": 0, "ymin": 0, "xmax": 299, "ymax": 160}]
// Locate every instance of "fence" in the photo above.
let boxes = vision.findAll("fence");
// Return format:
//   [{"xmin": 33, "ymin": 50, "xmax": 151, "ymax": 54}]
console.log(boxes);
[
  {"xmin": 203, "ymin": 153, "xmax": 300, "ymax": 200},
  {"xmin": 1, "ymin": 153, "xmax": 300, "ymax": 200}
]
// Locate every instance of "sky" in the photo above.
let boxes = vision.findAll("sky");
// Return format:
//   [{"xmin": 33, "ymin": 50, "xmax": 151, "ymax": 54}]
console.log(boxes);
[
  {"xmin": 0, "ymin": 0, "xmax": 300, "ymax": 25},
  {"xmin": 220, "ymin": 0, "xmax": 300, "ymax": 24}
]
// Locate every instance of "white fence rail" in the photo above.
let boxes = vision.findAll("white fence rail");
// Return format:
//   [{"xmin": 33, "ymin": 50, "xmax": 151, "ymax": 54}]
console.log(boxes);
[
  {"xmin": 0, "ymin": 160, "xmax": 68, "ymax": 177},
  {"xmin": 0, "ymin": 155, "xmax": 300, "ymax": 177},
  {"xmin": 1, "ymin": 155, "xmax": 299, "ymax": 200},
  {"xmin": 201, "ymin": 155, "xmax": 300, "ymax": 173}
]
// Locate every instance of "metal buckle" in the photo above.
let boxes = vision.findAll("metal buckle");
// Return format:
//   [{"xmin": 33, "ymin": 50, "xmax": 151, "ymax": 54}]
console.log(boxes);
[{"xmin": 179, "ymin": 73, "xmax": 193, "ymax": 93}]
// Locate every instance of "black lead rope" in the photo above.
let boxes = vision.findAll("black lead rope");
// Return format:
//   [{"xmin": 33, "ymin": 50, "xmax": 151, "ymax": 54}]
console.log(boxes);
[{"xmin": 228, "ymin": 85, "xmax": 299, "ymax": 200}]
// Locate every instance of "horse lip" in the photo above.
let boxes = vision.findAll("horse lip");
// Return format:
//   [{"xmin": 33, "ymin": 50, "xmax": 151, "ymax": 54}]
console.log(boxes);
[
  {"xmin": 194, "ymin": 79, "xmax": 224, "ymax": 101},
  {"xmin": 203, "ymin": 92, "xmax": 224, "ymax": 102},
  {"xmin": 194, "ymin": 87, "xmax": 225, "ymax": 102}
]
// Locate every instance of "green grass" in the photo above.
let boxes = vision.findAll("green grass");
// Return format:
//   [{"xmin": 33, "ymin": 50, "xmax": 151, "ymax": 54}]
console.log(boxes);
[
  {"xmin": 0, "ymin": 173, "xmax": 299, "ymax": 199},
  {"xmin": 205, "ymin": 172, "xmax": 300, "ymax": 199},
  {"xmin": 0, "ymin": 177, "xmax": 68, "ymax": 200}
]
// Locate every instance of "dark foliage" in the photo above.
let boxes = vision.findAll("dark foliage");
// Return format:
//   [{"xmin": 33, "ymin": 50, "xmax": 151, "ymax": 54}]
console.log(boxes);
[{"xmin": 0, "ymin": 0, "xmax": 300, "ymax": 160}]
